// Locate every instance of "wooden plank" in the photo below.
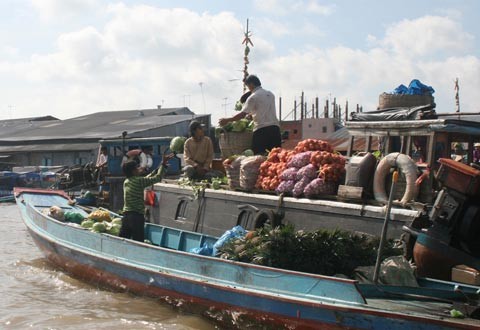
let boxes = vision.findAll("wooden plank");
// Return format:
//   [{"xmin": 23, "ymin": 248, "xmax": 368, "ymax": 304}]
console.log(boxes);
[{"xmin": 337, "ymin": 185, "xmax": 363, "ymax": 199}]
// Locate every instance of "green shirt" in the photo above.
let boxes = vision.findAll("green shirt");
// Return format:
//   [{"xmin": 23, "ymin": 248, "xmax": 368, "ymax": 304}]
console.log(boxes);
[{"xmin": 122, "ymin": 166, "xmax": 166, "ymax": 214}]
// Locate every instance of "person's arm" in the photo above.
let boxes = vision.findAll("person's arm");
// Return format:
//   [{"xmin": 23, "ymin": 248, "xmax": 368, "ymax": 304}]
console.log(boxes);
[
  {"xmin": 138, "ymin": 166, "xmax": 166, "ymax": 187},
  {"xmin": 204, "ymin": 138, "xmax": 214, "ymax": 170},
  {"xmin": 183, "ymin": 139, "xmax": 198, "ymax": 167},
  {"xmin": 139, "ymin": 154, "xmax": 173, "ymax": 185},
  {"xmin": 218, "ymin": 111, "xmax": 247, "ymax": 127}
]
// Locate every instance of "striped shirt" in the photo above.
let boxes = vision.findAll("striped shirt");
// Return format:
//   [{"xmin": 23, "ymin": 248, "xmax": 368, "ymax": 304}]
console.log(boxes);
[{"xmin": 122, "ymin": 166, "xmax": 166, "ymax": 214}]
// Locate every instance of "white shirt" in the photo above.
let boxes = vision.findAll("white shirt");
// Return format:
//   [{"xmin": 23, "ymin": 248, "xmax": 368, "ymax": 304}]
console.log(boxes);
[
  {"xmin": 242, "ymin": 86, "xmax": 279, "ymax": 131},
  {"xmin": 139, "ymin": 153, "xmax": 153, "ymax": 169},
  {"xmin": 96, "ymin": 153, "xmax": 108, "ymax": 167}
]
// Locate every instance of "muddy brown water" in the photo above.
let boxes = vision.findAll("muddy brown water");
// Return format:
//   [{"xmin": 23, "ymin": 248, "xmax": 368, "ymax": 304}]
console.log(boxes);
[{"xmin": 0, "ymin": 203, "xmax": 218, "ymax": 329}]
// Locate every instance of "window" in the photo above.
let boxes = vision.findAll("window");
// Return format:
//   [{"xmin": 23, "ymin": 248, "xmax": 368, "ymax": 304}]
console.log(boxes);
[
  {"xmin": 175, "ymin": 200, "xmax": 189, "ymax": 221},
  {"xmin": 237, "ymin": 210, "xmax": 254, "ymax": 229},
  {"xmin": 322, "ymin": 126, "xmax": 327, "ymax": 133},
  {"xmin": 43, "ymin": 157, "xmax": 52, "ymax": 166}
]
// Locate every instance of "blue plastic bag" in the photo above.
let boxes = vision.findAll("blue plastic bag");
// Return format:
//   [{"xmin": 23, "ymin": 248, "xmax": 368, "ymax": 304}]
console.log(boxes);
[
  {"xmin": 190, "ymin": 242, "xmax": 213, "ymax": 256},
  {"xmin": 212, "ymin": 225, "xmax": 246, "ymax": 256},
  {"xmin": 392, "ymin": 79, "xmax": 435, "ymax": 95}
]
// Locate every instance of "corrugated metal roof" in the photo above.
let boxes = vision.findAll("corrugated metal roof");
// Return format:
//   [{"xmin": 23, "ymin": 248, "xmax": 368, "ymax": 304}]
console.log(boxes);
[
  {"xmin": 0, "ymin": 142, "xmax": 99, "ymax": 153},
  {"xmin": 0, "ymin": 107, "xmax": 205, "ymax": 142}
]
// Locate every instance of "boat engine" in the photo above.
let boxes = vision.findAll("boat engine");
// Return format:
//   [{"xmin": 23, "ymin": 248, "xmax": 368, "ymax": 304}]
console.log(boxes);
[{"xmin": 413, "ymin": 158, "xmax": 480, "ymax": 280}]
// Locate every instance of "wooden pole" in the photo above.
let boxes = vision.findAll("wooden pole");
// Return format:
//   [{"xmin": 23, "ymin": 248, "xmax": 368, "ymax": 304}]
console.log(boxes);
[
  {"xmin": 325, "ymin": 99, "xmax": 329, "ymax": 118},
  {"xmin": 279, "ymin": 96, "xmax": 282, "ymax": 123},
  {"xmin": 345, "ymin": 100, "xmax": 349, "ymax": 122},
  {"xmin": 315, "ymin": 97, "xmax": 319, "ymax": 118},
  {"xmin": 300, "ymin": 91, "xmax": 304, "ymax": 120},
  {"xmin": 294, "ymin": 99, "xmax": 297, "ymax": 121}
]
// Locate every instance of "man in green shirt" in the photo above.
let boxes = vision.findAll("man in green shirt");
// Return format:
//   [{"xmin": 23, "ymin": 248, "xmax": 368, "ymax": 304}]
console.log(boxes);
[{"xmin": 120, "ymin": 153, "xmax": 173, "ymax": 241}]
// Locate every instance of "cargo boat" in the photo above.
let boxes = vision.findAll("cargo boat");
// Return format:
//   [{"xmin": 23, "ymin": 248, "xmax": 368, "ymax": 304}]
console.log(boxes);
[{"xmin": 14, "ymin": 188, "xmax": 480, "ymax": 329}]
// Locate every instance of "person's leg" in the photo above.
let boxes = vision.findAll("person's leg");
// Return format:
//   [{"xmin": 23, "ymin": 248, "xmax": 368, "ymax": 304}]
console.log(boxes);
[
  {"xmin": 119, "ymin": 213, "xmax": 133, "ymax": 239},
  {"xmin": 264, "ymin": 125, "xmax": 281, "ymax": 151},
  {"xmin": 252, "ymin": 126, "xmax": 281, "ymax": 155},
  {"xmin": 131, "ymin": 213, "xmax": 145, "ymax": 242},
  {"xmin": 252, "ymin": 129, "xmax": 264, "ymax": 155}
]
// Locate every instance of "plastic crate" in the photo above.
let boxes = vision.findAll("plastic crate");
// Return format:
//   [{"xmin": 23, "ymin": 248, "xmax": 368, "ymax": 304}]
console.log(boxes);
[{"xmin": 436, "ymin": 158, "xmax": 480, "ymax": 196}]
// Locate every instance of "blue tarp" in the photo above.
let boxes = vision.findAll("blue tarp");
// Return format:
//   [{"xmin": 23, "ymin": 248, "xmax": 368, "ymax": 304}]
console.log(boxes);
[{"xmin": 393, "ymin": 79, "xmax": 435, "ymax": 95}]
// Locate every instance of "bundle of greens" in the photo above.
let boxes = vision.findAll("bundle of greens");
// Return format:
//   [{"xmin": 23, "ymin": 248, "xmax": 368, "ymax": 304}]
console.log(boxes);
[{"xmin": 217, "ymin": 224, "xmax": 401, "ymax": 277}]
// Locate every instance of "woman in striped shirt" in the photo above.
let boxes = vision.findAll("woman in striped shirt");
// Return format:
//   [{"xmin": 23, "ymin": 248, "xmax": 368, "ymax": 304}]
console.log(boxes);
[{"xmin": 120, "ymin": 153, "xmax": 173, "ymax": 241}]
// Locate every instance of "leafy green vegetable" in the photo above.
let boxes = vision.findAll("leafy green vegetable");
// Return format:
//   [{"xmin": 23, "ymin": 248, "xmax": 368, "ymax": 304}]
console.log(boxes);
[
  {"xmin": 218, "ymin": 224, "xmax": 402, "ymax": 277},
  {"xmin": 231, "ymin": 120, "xmax": 248, "ymax": 132},
  {"xmin": 81, "ymin": 219, "xmax": 94, "ymax": 229},
  {"xmin": 450, "ymin": 309, "xmax": 464, "ymax": 318},
  {"xmin": 243, "ymin": 149, "xmax": 254, "ymax": 157},
  {"xmin": 92, "ymin": 222, "xmax": 107, "ymax": 233},
  {"xmin": 107, "ymin": 224, "xmax": 121, "ymax": 236}
]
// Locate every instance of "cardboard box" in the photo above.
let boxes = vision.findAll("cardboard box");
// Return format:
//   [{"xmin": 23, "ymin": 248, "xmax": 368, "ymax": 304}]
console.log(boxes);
[{"xmin": 451, "ymin": 265, "xmax": 480, "ymax": 285}]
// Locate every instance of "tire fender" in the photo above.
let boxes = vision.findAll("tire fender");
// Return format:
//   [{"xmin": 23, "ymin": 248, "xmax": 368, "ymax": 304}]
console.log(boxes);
[
  {"xmin": 254, "ymin": 209, "xmax": 281, "ymax": 229},
  {"xmin": 373, "ymin": 152, "xmax": 419, "ymax": 205}
]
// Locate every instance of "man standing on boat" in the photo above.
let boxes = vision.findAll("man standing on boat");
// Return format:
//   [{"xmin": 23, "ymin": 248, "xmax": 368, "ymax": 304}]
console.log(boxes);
[
  {"xmin": 219, "ymin": 74, "xmax": 281, "ymax": 155},
  {"xmin": 183, "ymin": 121, "xmax": 221, "ymax": 180},
  {"xmin": 121, "ymin": 154, "xmax": 173, "ymax": 242}
]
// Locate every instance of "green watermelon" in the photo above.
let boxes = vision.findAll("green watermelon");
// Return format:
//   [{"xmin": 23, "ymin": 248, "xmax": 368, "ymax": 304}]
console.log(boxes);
[{"xmin": 170, "ymin": 136, "xmax": 187, "ymax": 153}]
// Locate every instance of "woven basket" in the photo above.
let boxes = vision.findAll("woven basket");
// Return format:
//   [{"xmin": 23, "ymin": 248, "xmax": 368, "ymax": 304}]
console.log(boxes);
[
  {"xmin": 378, "ymin": 93, "xmax": 434, "ymax": 110},
  {"xmin": 219, "ymin": 131, "xmax": 253, "ymax": 159}
]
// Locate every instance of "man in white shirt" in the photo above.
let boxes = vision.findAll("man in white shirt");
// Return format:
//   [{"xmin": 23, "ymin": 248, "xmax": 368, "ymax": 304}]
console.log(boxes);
[
  {"xmin": 219, "ymin": 75, "xmax": 281, "ymax": 155},
  {"xmin": 96, "ymin": 146, "xmax": 109, "ymax": 183}
]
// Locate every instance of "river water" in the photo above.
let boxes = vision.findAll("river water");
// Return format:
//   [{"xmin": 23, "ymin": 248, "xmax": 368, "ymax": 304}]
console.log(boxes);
[{"xmin": 0, "ymin": 204, "xmax": 217, "ymax": 330}]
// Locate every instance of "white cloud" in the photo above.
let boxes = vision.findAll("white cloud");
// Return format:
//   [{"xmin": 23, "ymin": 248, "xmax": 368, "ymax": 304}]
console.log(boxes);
[
  {"xmin": 254, "ymin": 0, "xmax": 335, "ymax": 16},
  {"xmin": 31, "ymin": 0, "xmax": 100, "ymax": 21},
  {"xmin": 0, "ymin": 7, "xmax": 478, "ymax": 123},
  {"xmin": 306, "ymin": 1, "xmax": 335, "ymax": 15},
  {"xmin": 382, "ymin": 16, "xmax": 474, "ymax": 57},
  {"xmin": 257, "ymin": 18, "xmax": 292, "ymax": 38}
]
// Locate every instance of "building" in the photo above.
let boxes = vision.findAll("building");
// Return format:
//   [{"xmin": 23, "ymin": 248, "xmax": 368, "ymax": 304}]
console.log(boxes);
[
  {"xmin": 281, "ymin": 118, "xmax": 339, "ymax": 150},
  {"xmin": 0, "ymin": 107, "xmax": 209, "ymax": 168}
]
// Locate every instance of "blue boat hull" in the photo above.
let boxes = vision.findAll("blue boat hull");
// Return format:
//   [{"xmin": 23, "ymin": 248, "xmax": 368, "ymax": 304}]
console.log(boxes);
[{"xmin": 15, "ymin": 189, "xmax": 478, "ymax": 329}]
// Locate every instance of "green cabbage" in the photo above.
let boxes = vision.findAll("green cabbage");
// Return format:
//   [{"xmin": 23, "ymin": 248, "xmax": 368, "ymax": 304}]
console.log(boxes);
[
  {"xmin": 111, "ymin": 218, "xmax": 122, "ymax": 226},
  {"xmin": 231, "ymin": 119, "xmax": 250, "ymax": 132},
  {"xmin": 223, "ymin": 122, "xmax": 234, "ymax": 132},
  {"xmin": 81, "ymin": 219, "xmax": 95, "ymax": 229},
  {"xmin": 243, "ymin": 149, "xmax": 254, "ymax": 157},
  {"xmin": 170, "ymin": 136, "xmax": 187, "ymax": 153},
  {"xmin": 107, "ymin": 224, "xmax": 121, "ymax": 236},
  {"xmin": 92, "ymin": 222, "xmax": 107, "ymax": 233}
]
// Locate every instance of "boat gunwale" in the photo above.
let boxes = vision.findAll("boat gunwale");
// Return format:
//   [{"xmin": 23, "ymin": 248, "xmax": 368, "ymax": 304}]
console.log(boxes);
[
  {"xmin": 15, "ymin": 188, "xmax": 480, "ymax": 328},
  {"xmin": 22, "ymin": 207, "xmax": 479, "ymax": 329},
  {"xmin": 16, "ymin": 188, "xmax": 366, "ymax": 286}
]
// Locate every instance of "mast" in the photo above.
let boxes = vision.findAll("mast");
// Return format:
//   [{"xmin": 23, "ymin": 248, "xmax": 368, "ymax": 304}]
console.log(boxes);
[
  {"xmin": 454, "ymin": 78, "xmax": 460, "ymax": 113},
  {"xmin": 242, "ymin": 19, "xmax": 253, "ymax": 92}
]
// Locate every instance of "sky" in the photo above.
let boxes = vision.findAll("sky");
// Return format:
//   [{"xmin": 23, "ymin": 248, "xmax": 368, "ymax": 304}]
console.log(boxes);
[{"xmin": 0, "ymin": 0, "xmax": 479, "ymax": 123}]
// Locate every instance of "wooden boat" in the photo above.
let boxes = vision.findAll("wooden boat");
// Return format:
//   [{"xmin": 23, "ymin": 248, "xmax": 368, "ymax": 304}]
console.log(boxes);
[{"xmin": 15, "ymin": 188, "xmax": 480, "ymax": 329}]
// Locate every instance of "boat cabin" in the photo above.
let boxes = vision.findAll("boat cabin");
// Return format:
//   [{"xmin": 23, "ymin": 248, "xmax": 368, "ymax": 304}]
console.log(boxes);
[
  {"xmin": 99, "ymin": 136, "xmax": 181, "ymax": 176},
  {"xmin": 346, "ymin": 118, "xmax": 480, "ymax": 168}
]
